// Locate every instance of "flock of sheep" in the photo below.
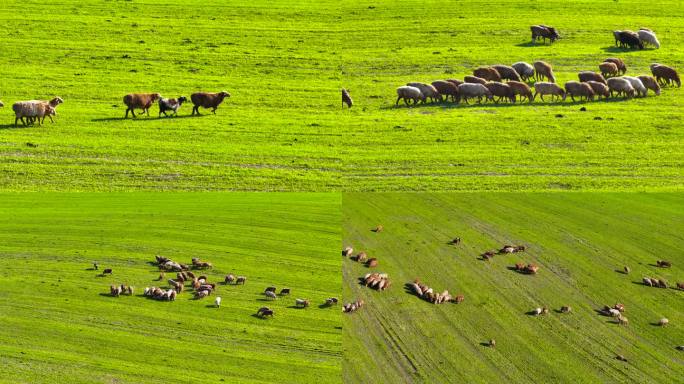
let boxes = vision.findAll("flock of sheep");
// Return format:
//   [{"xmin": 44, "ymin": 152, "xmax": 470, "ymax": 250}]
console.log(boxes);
[
  {"xmin": 394, "ymin": 60, "xmax": 679, "ymax": 106},
  {"xmin": 99, "ymin": 254, "xmax": 337, "ymax": 319},
  {"xmin": 344, "ymin": 225, "xmax": 683, "ymax": 356}
]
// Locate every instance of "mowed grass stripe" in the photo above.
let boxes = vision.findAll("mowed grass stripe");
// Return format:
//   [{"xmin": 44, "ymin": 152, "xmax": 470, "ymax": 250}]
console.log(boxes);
[
  {"xmin": 0, "ymin": 193, "xmax": 341, "ymax": 384},
  {"xmin": 343, "ymin": 193, "xmax": 683, "ymax": 383}
]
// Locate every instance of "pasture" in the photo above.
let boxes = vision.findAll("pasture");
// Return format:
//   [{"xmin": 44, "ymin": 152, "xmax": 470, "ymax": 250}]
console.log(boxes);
[
  {"xmin": 339, "ymin": 0, "xmax": 684, "ymax": 191},
  {"xmin": 0, "ymin": 0, "xmax": 343, "ymax": 191},
  {"xmin": 342, "ymin": 193, "xmax": 683, "ymax": 383},
  {"xmin": 0, "ymin": 193, "xmax": 341, "ymax": 384}
]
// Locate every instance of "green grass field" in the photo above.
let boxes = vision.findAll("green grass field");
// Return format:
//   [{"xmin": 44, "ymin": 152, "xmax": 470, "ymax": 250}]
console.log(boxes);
[
  {"xmin": 339, "ymin": 0, "xmax": 684, "ymax": 191},
  {"xmin": 0, "ymin": 193, "xmax": 341, "ymax": 384},
  {"xmin": 343, "ymin": 193, "xmax": 683, "ymax": 383}
]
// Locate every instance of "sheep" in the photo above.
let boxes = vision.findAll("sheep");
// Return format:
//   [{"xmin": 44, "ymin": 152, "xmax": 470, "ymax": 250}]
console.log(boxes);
[
  {"xmin": 508, "ymin": 81, "xmax": 534, "ymax": 103},
  {"xmin": 607, "ymin": 77, "xmax": 635, "ymax": 98},
  {"xmin": 622, "ymin": 76, "xmax": 647, "ymax": 97},
  {"xmin": 396, "ymin": 86, "xmax": 423, "ymax": 106},
  {"xmin": 257, "ymin": 308, "xmax": 274, "ymax": 318},
  {"xmin": 93, "ymin": 262, "xmax": 99, "ymax": 271},
  {"xmin": 236, "ymin": 276, "xmax": 247, "ymax": 285},
  {"xmin": 489, "ymin": 339, "xmax": 496, "ymax": 347},
  {"xmin": 586, "ymin": 81, "xmax": 610, "ymax": 99},
  {"xmin": 342, "ymin": 299, "xmax": 364, "ymax": 313},
  {"xmin": 560, "ymin": 306, "xmax": 572, "ymax": 313},
  {"xmin": 26, "ymin": 97, "xmax": 63, "ymax": 125},
  {"xmin": 457, "ymin": 83, "xmax": 493, "ymax": 104},
  {"xmin": 279, "ymin": 288, "xmax": 291, "ymax": 296},
  {"xmin": 643, "ymin": 277, "xmax": 653, "ymax": 287},
  {"xmin": 651, "ymin": 64, "xmax": 680, "ymax": 87},
  {"xmin": 492, "ymin": 65, "xmax": 522, "ymax": 82},
  {"xmin": 613, "ymin": 31, "xmax": 623, "ymax": 47},
  {"xmin": 342, "ymin": 246, "xmax": 353, "ymax": 257},
  {"xmin": 366, "ymin": 258, "xmax": 378, "ymax": 268},
  {"xmin": 265, "ymin": 291, "xmax": 277, "ymax": 300},
  {"xmin": 325, "ymin": 297, "xmax": 339, "ymax": 306},
  {"xmin": 656, "ymin": 260, "xmax": 672, "ymax": 268},
  {"xmin": 256, "ymin": 306, "xmax": 271, "ymax": 316},
  {"xmin": 372, "ymin": 225, "xmax": 383, "ymax": 233},
  {"xmin": 531, "ymin": 25, "xmax": 560, "ymax": 44},
  {"xmin": 123, "ymin": 93, "xmax": 160, "ymax": 118},
  {"xmin": 638, "ymin": 29, "xmax": 660, "ymax": 48},
  {"xmin": 0, "ymin": 100, "xmax": 3, "ymax": 108},
  {"xmin": 453, "ymin": 294, "xmax": 464, "ymax": 304},
  {"xmin": 446, "ymin": 79, "xmax": 464, "ymax": 88},
  {"xmin": 659, "ymin": 318, "xmax": 669, "ymax": 327},
  {"xmin": 676, "ymin": 346, "xmax": 684, "ymax": 351},
  {"xmin": 103, "ymin": 268, "xmax": 113, "ymax": 275},
  {"xmin": 617, "ymin": 315, "xmax": 629, "ymax": 326},
  {"xmin": 158, "ymin": 96, "xmax": 187, "ymax": 117},
  {"xmin": 604, "ymin": 58, "xmax": 627, "ymax": 75},
  {"xmin": 484, "ymin": 82, "xmax": 515, "ymax": 103},
  {"xmin": 295, "ymin": 298, "xmax": 310, "ymax": 308},
  {"xmin": 533, "ymin": 82, "xmax": 565, "ymax": 102},
  {"xmin": 407, "ymin": 82, "xmax": 441, "ymax": 103},
  {"xmin": 12, "ymin": 102, "xmax": 56, "ymax": 126},
  {"xmin": 677, "ymin": 282, "xmax": 684, "ymax": 290},
  {"xmin": 473, "ymin": 67, "xmax": 501, "ymax": 82},
  {"xmin": 264, "ymin": 286, "xmax": 276, "ymax": 293},
  {"xmin": 578, "ymin": 71, "xmax": 607, "ymax": 84},
  {"xmin": 623, "ymin": 266, "xmax": 631, "ymax": 274},
  {"xmin": 190, "ymin": 91, "xmax": 230, "ymax": 115},
  {"xmin": 463, "ymin": 76, "xmax": 487, "ymax": 85},
  {"xmin": 449, "ymin": 237, "xmax": 461, "ymax": 245},
  {"xmin": 565, "ymin": 81, "xmax": 595, "ymax": 102},
  {"xmin": 225, "ymin": 274, "xmax": 235, "ymax": 284},
  {"xmin": 431, "ymin": 80, "xmax": 459, "ymax": 102},
  {"xmin": 341, "ymin": 89, "xmax": 353, "ymax": 108},
  {"xmin": 618, "ymin": 31, "xmax": 643, "ymax": 50},
  {"xmin": 215, "ymin": 296, "xmax": 221, "ymax": 308},
  {"xmin": 637, "ymin": 75, "xmax": 661, "ymax": 96},
  {"xmin": 533, "ymin": 61, "xmax": 555, "ymax": 83},
  {"xmin": 599, "ymin": 62, "xmax": 619, "ymax": 78},
  {"xmin": 355, "ymin": 252, "xmax": 368, "ymax": 262},
  {"xmin": 110, "ymin": 285, "xmax": 122, "ymax": 297},
  {"xmin": 512, "ymin": 62, "xmax": 535, "ymax": 82},
  {"xmin": 532, "ymin": 307, "xmax": 542, "ymax": 316}
]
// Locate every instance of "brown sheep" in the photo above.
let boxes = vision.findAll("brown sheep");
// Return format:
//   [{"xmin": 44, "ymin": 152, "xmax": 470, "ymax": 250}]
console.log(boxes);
[
  {"xmin": 565, "ymin": 81, "xmax": 595, "ymax": 102},
  {"xmin": 492, "ymin": 65, "xmax": 522, "ymax": 82},
  {"xmin": 372, "ymin": 225, "xmax": 383, "ymax": 233},
  {"xmin": 464, "ymin": 76, "xmax": 487, "ymax": 85},
  {"xmin": 656, "ymin": 260, "xmax": 672, "ymax": 268},
  {"xmin": 604, "ymin": 58, "xmax": 627, "ymax": 74},
  {"xmin": 651, "ymin": 64, "xmax": 680, "ymax": 87},
  {"xmin": 508, "ymin": 81, "xmax": 534, "ymax": 103},
  {"xmin": 355, "ymin": 252, "xmax": 368, "ymax": 262},
  {"xmin": 431, "ymin": 80, "xmax": 459, "ymax": 102},
  {"xmin": 190, "ymin": 91, "xmax": 231, "ymax": 115},
  {"xmin": 341, "ymin": 89, "xmax": 353, "ymax": 108},
  {"xmin": 473, "ymin": 67, "xmax": 501, "ymax": 82},
  {"xmin": 343, "ymin": 246, "xmax": 353, "ymax": 257},
  {"xmin": 123, "ymin": 93, "xmax": 161, "ymax": 118},
  {"xmin": 533, "ymin": 82, "xmax": 566, "ymax": 102},
  {"xmin": 676, "ymin": 282, "xmax": 684, "ymax": 290},
  {"xmin": 485, "ymin": 82, "xmax": 515, "ymax": 103},
  {"xmin": 578, "ymin": 71, "xmax": 607, "ymax": 84},
  {"xmin": 637, "ymin": 75, "xmax": 661, "ymax": 95},
  {"xmin": 533, "ymin": 61, "xmax": 555, "ymax": 83},
  {"xmin": 366, "ymin": 258, "xmax": 378, "ymax": 268},
  {"xmin": 586, "ymin": 81, "xmax": 610, "ymax": 99},
  {"xmin": 599, "ymin": 62, "xmax": 619, "ymax": 78},
  {"xmin": 407, "ymin": 82, "xmax": 441, "ymax": 103}
]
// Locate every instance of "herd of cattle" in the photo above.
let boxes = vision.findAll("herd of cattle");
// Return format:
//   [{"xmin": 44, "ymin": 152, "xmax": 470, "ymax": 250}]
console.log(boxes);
[
  {"xmin": 344, "ymin": 225, "xmax": 683, "ymax": 353},
  {"xmin": 101, "ymin": 254, "xmax": 337, "ymax": 318},
  {"xmin": 393, "ymin": 60, "xmax": 679, "ymax": 106}
]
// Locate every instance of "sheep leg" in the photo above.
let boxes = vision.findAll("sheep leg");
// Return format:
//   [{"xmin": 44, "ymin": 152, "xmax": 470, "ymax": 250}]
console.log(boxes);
[{"xmin": 212, "ymin": 107, "xmax": 217, "ymax": 114}]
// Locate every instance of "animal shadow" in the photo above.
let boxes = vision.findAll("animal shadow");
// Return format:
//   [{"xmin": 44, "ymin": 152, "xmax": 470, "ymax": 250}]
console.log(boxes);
[
  {"xmin": 205, "ymin": 304, "xmax": 218, "ymax": 309},
  {"xmin": 287, "ymin": 305, "xmax": 305, "ymax": 309},
  {"xmin": 479, "ymin": 342, "xmax": 493, "ymax": 347},
  {"xmin": 318, "ymin": 303, "xmax": 333, "ymax": 309},
  {"xmin": 98, "ymin": 293, "xmax": 116, "ymax": 298},
  {"xmin": 515, "ymin": 41, "xmax": 545, "ymax": 48},
  {"xmin": 614, "ymin": 269, "xmax": 629, "ymax": 274},
  {"xmin": 526, "ymin": 310, "xmax": 540, "ymax": 316}
]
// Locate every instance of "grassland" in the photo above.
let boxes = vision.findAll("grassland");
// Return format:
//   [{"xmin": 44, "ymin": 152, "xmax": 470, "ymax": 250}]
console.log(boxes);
[
  {"xmin": 343, "ymin": 193, "xmax": 683, "ymax": 383},
  {"xmin": 0, "ymin": 0, "xmax": 343, "ymax": 191},
  {"xmin": 339, "ymin": 0, "xmax": 684, "ymax": 191},
  {"xmin": 0, "ymin": 193, "xmax": 341, "ymax": 384}
]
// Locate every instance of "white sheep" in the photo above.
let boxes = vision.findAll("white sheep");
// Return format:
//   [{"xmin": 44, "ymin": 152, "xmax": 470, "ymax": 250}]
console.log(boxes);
[
  {"xmin": 0, "ymin": 100, "xmax": 4, "ymax": 107},
  {"xmin": 396, "ymin": 86, "xmax": 423, "ymax": 106},
  {"xmin": 407, "ymin": 82, "xmax": 441, "ymax": 103},
  {"xmin": 638, "ymin": 29, "xmax": 660, "ymax": 48},
  {"xmin": 512, "ymin": 62, "xmax": 535, "ymax": 81},
  {"xmin": 659, "ymin": 318, "xmax": 669, "ymax": 326},
  {"xmin": 215, "ymin": 296, "xmax": 221, "ymax": 308},
  {"xmin": 607, "ymin": 77, "xmax": 635, "ymax": 98},
  {"xmin": 12, "ymin": 102, "xmax": 56, "ymax": 126},
  {"xmin": 622, "ymin": 76, "xmax": 648, "ymax": 97}
]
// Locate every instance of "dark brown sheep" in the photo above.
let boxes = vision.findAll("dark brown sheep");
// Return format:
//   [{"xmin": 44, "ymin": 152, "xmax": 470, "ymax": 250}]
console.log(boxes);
[
  {"xmin": 656, "ymin": 260, "xmax": 672, "ymax": 268},
  {"xmin": 431, "ymin": 81, "xmax": 459, "ymax": 102},
  {"xmin": 599, "ymin": 62, "xmax": 619, "ymax": 78},
  {"xmin": 637, "ymin": 75, "xmax": 661, "ymax": 95},
  {"xmin": 565, "ymin": 81, "xmax": 595, "ymax": 102},
  {"xmin": 604, "ymin": 58, "xmax": 627, "ymax": 74},
  {"xmin": 651, "ymin": 64, "xmax": 680, "ymax": 87},
  {"xmin": 618, "ymin": 31, "xmax": 643, "ymax": 49},
  {"xmin": 578, "ymin": 71, "xmax": 607, "ymax": 84},
  {"xmin": 366, "ymin": 258, "xmax": 378, "ymax": 268},
  {"xmin": 473, "ymin": 67, "xmax": 501, "ymax": 82},
  {"xmin": 190, "ymin": 91, "xmax": 230, "ymax": 115},
  {"xmin": 531, "ymin": 25, "xmax": 560, "ymax": 44},
  {"xmin": 103, "ymin": 268, "xmax": 113, "ymax": 275},
  {"xmin": 464, "ymin": 76, "xmax": 487, "ymax": 85},
  {"xmin": 492, "ymin": 65, "xmax": 522, "ymax": 82},
  {"xmin": 484, "ymin": 82, "xmax": 515, "ymax": 103},
  {"xmin": 342, "ymin": 89, "xmax": 353, "ymax": 108},
  {"xmin": 586, "ymin": 81, "xmax": 610, "ymax": 99},
  {"xmin": 533, "ymin": 61, "xmax": 555, "ymax": 83},
  {"xmin": 508, "ymin": 81, "xmax": 534, "ymax": 103},
  {"xmin": 123, "ymin": 93, "xmax": 161, "ymax": 118}
]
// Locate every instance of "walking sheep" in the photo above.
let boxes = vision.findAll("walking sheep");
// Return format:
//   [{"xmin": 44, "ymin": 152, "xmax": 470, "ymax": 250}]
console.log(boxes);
[
  {"xmin": 533, "ymin": 82, "xmax": 565, "ymax": 102},
  {"xmin": 295, "ymin": 298, "xmax": 310, "ymax": 308},
  {"xmin": 508, "ymin": 81, "xmax": 534, "ymax": 103},
  {"xmin": 586, "ymin": 81, "xmax": 610, "ymax": 99},
  {"xmin": 190, "ymin": 91, "xmax": 231, "ymax": 115},
  {"xmin": 604, "ymin": 58, "xmax": 627, "ymax": 75},
  {"xmin": 622, "ymin": 77, "xmax": 647, "ymax": 97},
  {"xmin": 473, "ymin": 67, "xmax": 501, "ymax": 82},
  {"xmin": 637, "ymin": 75, "xmax": 661, "ymax": 95},
  {"xmin": 341, "ymin": 89, "xmax": 353, "ymax": 108},
  {"xmin": 457, "ymin": 83, "xmax": 493, "ymax": 104},
  {"xmin": 533, "ymin": 61, "xmax": 555, "ymax": 83},
  {"xmin": 578, "ymin": 71, "xmax": 607, "ymax": 84},
  {"xmin": 12, "ymin": 102, "xmax": 56, "ymax": 126},
  {"xmin": 396, "ymin": 86, "xmax": 423, "ymax": 106},
  {"xmin": 158, "ymin": 96, "xmax": 187, "ymax": 117},
  {"xmin": 565, "ymin": 81, "xmax": 595, "ymax": 102},
  {"xmin": 215, "ymin": 296, "xmax": 221, "ymax": 308},
  {"xmin": 431, "ymin": 81, "xmax": 459, "ymax": 102},
  {"xmin": 123, "ymin": 93, "xmax": 161, "ymax": 118},
  {"xmin": 485, "ymin": 82, "xmax": 515, "ymax": 103},
  {"xmin": 492, "ymin": 65, "xmax": 522, "ymax": 82},
  {"xmin": 464, "ymin": 76, "xmax": 487, "ymax": 85},
  {"xmin": 407, "ymin": 83, "xmax": 441, "ymax": 103},
  {"xmin": 599, "ymin": 62, "xmax": 619, "ymax": 78},
  {"xmin": 511, "ymin": 62, "xmax": 535, "ymax": 82}
]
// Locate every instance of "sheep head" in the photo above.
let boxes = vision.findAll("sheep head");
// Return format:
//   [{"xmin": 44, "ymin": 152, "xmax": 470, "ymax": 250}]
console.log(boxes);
[{"xmin": 219, "ymin": 91, "xmax": 231, "ymax": 98}]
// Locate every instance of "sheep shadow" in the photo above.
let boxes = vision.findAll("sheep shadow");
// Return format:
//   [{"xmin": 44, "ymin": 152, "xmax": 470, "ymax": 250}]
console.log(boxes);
[
  {"xmin": 650, "ymin": 322, "xmax": 665, "ymax": 327},
  {"xmin": 256, "ymin": 298, "xmax": 277, "ymax": 302},
  {"xmin": 318, "ymin": 303, "xmax": 334, "ymax": 309},
  {"xmin": 287, "ymin": 305, "xmax": 306, "ymax": 309},
  {"xmin": 601, "ymin": 46, "xmax": 646, "ymax": 53},
  {"xmin": 553, "ymin": 309, "xmax": 564, "ymax": 314},
  {"xmin": 0, "ymin": 124, "xmax": 34, "ymax": 130},
  {"xmin": 614, "ymin": 269, "xmax": 629, "ymax": 274},
  {"xmin": 251, "ymin": 314, "xmax": 271, "ymax": 320},
  {"xmin": 98, "ymin": 293, "xmax": 116, "ymax": 298},
  {"xmin": 85, "ymin": 267, "xmax": 96, "ymax": 271},
  {"xmin": 90, "ymin": 114, "xmax": 203, "ymax": 122},
  {"xmin": 479, "ymin": 342, "xmax": 493, "ymax": 347},
  {"xmin": 205, "ymin": 304, "xmax": 219, "ymax": 309},
  {"xmin": 515, "ymin": 41, "xmax": 549, "ymax": 48},
  {"xmin": 525, "ymin": 310, "xmax": 540, "ymax": 316}
]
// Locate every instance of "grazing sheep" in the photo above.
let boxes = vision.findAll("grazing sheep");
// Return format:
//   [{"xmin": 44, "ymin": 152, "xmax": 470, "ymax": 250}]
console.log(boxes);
[
  {"xmin": 618, "ymin": 31, "xmax": 643, "ymax": 49},
  {"xmin": 279, "ymin": 288, "xmax": 290, "ymax": 296},
  {"xmin": 643, "ymin": 277, "xmax": 653, "ymax": 286},
  {"xmin": 463, "ymin": 76, "xmax": 488, "ymax": 85},
  {"xmin": 123, "ymin": 93, "xmax": 161, "ymax": 118},
  {"xmin": 485, "ymin": 82, "xmax": 515, "ymax": 103},
  {"xmin": 265, "ymin": 291, "xmax": 277, "ymax": 300},
  {"xmin": 533, "ymin": 61, "xmax": 555, "ymax": 83},
  {"xmin": 617, "ymin": 315, "xmax": 629, "ymax": 325},
  {"xmin": 623, "ymin": 266, "xmax": 631, "ymax": 274},
  {"xmin": 565, "ymin": 81, "xmax": 595, "ymax": 102},
  {"xmin": 215, "ymin": 296, "xmax": 221, "ymax": 308},
  {"xmin": 637, "ymin": 75, "xmax": 661, "ymax": 96},
  {"xmin": 449, "ymin": 237, "xmax": 461, "ymax": 245},
  {"xmin": 363, "ymin": 273, "xmax": 390, "ymax": 291},
  {"xmin": 158, "ymin": 96, "xmax": 187, "ymax": 117},
  {"xmin": 512, "ymin": 62, "xmax": 535, "ymax": 82},
  {"xmin": 355, "ymin": 252, "xmax": 368, "ymax": 262},
  {"xmin": 473, "ymin": 67, "xmax": 501, "ymax": 82},
  {"xmin": 342, "ymin": 299, "xmax": 364, "ymax": 313},
  {"xmin": 325, "ymin": 297, "xmax": 339, "ymax": 306},
  {"xmin": 586, "ymin": 81, "xmax": 610, "ymax": 99},
  {"xmin": 236, "ymin": 276, "xmax": 247, "ymax": 285},
  {"xmin": 373, "ymin": 225, "xmax": 384, "ymax": 233},
  {"xmin": 366, "ymin": 258, "xmax": 378, "ymax": 268},
  {"xmin": 531, "ymin": 25, "xmax": 560, "ymax": 44},
  {"xmin": 676, "ymin": 346, "xmax": 684, "ymax": 351},
  {"xmin": 341, "ymin": 89, "xmax": 353, "ymax": 108},
  {"xmin": 492, "ymin": 65, "xmax": 522, "ymax": 82},
  {"xmin": 532, "ymin": 307, "xmax": 543, "ymax": 316},
  {"xmin": 396, "ymin": 86, "xmax": 423, "ymax": 106},
  {"xmin": 650, "ymin": 64, "xmax": 680, "ymax": 87},
  {"xmin": 638, "ymin": 29, "xmax": 660, "ymax": 48},
  {"xmin": 410, "ymin": 282, "xmax": 423, "ymax": 296},
  {"xmin": 508, "ymin": 81, "xmax": 534, "ymax": 103},
  {"xmin": 561, "ymin": 306, "xmax": 572, "ymax": 313},
  {"xmin": 453, "ymin": 294, "xmax": 464, "ymax": 304},
  {"xmin": 407, "ymin": 82, "xmax": 441, "ymax": 103},
  {"xmin": 110, "ymin": 285, "xmax": 122, "ymax": 297},
  {"xmin": 431, "ymin": 80, "xmax": 459, "ymax": 102},
  {"xmin": 489, "ymin": 339, "xmax": 496, "ymax": 347},
  {"xmin": 195, "ymin": 290, "xmax": 210, "ymax": 299},
  {"xmin": 604, "ymin": 58, "xmax": 627, "ymax": 75},
  {"xmin": 533, "ymin": 82, "xmax": 566, "ymax": 102},
  {"xmin": 0, "ymin": 100, "xmax": 3, "ymax": 107},
  {"xmin": 622, "ymin": 76, "xmax": 647, "ymax": 97},
  {"xmin": 190, "ymin": 91, "xmax": 230, "ymax": 115},
  {"xmin": 457, "ymin": 83, "xmax": 493, "ymax": 104},
  {"xmin": 264, "ymin": 286, "xmax": 276, "ymax": 293},
  {"xmin": 257, "ymin": 307, "xmax": 274, "ymax": 318},
  {"xmin": 613, "ymin": 31, "xmax": 623, "ymax": 47},
  {"xmin": 599, "ymin": 62, "xmax": 619, "ymax": 78},
  {"xmin": 616, "ymin": 354, "xmax": 628, "ymax": 362},
  {"xmin": 656, "ymin": 260, "xmax": 672, "ymax": 268},
  {"xmin": 578, "ymin": 71, "xmax": 607, "ymax": 84},
  {"xmin": 225, "ymin": 274, "xmax": 235, "ymax": 284},
  {"xmin": 93, "ymin": 262, "xmax": 99, "ymax": 271},
  {"xmin": 103, "ymin": 268, "xmax": 113, "ymax": 275},
  {"xmin": 343, "ymin": 246, "xmax": 354, "ymax": 257},
  {"xmin": 607, "ymin": 77, "xmax": 635, "ymax": 98},
  {"xmin": 295, "ymin": 298, "xmax": 310, "ymax": 308},
  {"xmin": 659, "ymin": 318, "xmax": 669, "ymax": 327}
]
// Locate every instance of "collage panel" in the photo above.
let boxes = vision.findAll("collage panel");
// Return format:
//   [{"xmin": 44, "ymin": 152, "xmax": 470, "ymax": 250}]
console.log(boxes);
[
  {"xmin": 0, "ymin": 193, "xmax": 341, "ymax": 383},
  {"xmin": 342, "ymin": 193, "xmax": 683, "ymax": 383}
]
